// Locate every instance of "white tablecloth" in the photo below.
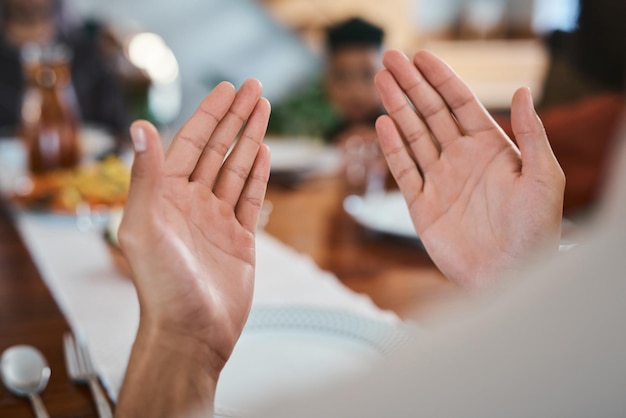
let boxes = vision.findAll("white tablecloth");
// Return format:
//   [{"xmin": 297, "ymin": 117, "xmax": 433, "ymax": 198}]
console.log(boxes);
[{"xmin": 13, "ymin": 211, "xmax": 399, "ymax": 406}]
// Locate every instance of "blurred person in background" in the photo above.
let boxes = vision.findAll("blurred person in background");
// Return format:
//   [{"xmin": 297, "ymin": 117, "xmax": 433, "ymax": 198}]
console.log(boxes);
[
  {"xmin": 0, "ymin": 0, "xmax": 130, "ymax": 149},
  {"xmin": 266, "ymin": 17, "xmax": 390, "ymax": 194},
  {"xmin": 267, "ymin": 17, "xmax": 385, "ymax": 145},
  {"xmin": 323, "ymin": 17, "xmax": 385, "ymax": 145},
  {"xmin": 324, "ymin": 17, "xmax": 392, "ymax": 196},
  {"xmin": 495, "ymin": 0, "xmax": 626, "ymax": 217}
]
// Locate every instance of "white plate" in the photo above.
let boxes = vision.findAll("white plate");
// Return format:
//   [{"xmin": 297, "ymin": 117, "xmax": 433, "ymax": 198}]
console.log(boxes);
[
  {"xmin": 343, "ymin": 192, "xmax": 419, "ymax": 241},
  {"xmin": 265, "ymin": 138, "xmax": 340, "ymax": 176},
  {"xmin": 214, "ymin": 306, "xmax": 409, "ymax": 415}
]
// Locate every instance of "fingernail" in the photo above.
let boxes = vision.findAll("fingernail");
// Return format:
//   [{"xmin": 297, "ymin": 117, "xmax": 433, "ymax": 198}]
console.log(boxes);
[{"xmin": 131, "ymin": 125, "xmax": 147, "ymax": 152}]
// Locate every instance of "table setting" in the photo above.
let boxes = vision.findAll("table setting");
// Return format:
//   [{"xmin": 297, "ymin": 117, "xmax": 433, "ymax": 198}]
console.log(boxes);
[
  {"xmin": 0, "ymin": 134, "xmax": 437, "ymax": 417},
  {"xmin": 9, "ymin": 202, "xmax": 409, "ymax": 415}
]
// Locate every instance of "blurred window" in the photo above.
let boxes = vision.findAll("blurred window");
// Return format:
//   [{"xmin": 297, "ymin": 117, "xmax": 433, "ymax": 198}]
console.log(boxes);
[{"xmin": 532, "ymin": 0, "xmax": 579, "ymax": 34}]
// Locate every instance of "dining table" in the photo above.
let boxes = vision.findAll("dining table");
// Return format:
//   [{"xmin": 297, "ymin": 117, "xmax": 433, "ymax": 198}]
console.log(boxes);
[{"xmin": 0, "ymin": 145, "xmax": 462, "ymax": 417}]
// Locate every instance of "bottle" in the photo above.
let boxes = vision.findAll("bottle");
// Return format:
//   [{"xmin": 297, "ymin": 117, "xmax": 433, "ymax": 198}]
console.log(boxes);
[{"xmin": 20, "ymin": 43, "xmax": 81, "ymax": 174}]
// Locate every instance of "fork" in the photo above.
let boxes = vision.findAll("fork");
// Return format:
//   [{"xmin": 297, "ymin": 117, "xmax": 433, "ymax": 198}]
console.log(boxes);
[{"xmin": 63, "ymin": 333, "xmax": 113, "ymax": 418}]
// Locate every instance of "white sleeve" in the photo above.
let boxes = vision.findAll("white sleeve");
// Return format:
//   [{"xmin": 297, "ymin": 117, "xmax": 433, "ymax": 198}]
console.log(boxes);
[{"xmin": 260, "ymin": 221, "xmax": 626, "ymax": 418}]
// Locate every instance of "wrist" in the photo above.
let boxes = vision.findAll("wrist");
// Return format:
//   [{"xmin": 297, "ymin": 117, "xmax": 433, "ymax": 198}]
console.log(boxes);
[
  {"xmin": 137, "ymin": 320, "xmax": 226, "ymax": 377},
  {"xmin": 116, "ymin": 323, "xmax": 221, "ymax": 418}
]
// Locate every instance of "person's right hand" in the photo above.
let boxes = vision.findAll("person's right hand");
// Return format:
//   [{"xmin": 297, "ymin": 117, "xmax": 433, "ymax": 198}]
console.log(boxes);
[
  {"xmin": 374, "ymin": 50, "xmax": 565, "ymax": 289},
  {"xmin": 115, "ymin": 79, "xmax": 270, "ymax": 418}
]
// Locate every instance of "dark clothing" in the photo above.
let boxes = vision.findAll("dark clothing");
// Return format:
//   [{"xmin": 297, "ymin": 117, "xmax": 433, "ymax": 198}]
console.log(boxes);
[
  {"xmin": 0, "ymin": 28, "xmax": 129, "ymax": 142},
  {"xmin": 539, "ymin": 30, "xmax": 616, "ymax": 109}
]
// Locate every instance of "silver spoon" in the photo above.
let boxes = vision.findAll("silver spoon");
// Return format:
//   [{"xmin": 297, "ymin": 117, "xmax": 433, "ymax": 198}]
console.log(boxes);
[{"xmin": 1, "ymin": 345, "xmax": 51, "ymax": 418}]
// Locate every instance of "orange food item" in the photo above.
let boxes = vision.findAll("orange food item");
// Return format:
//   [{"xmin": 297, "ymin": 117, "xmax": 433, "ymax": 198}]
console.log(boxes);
[{"xmin": 13, "ymin": 156, "xmax": 130, "ymax": 213}]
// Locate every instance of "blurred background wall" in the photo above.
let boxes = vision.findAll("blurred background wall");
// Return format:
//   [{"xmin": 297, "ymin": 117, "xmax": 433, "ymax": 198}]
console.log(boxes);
[{"xmin": 69, "ymin": 0, "xmax": 580, "ymax": 130}]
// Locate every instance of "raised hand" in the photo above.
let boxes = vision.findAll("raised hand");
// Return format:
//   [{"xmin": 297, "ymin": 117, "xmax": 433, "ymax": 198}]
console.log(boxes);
[
  {"xmin": 375, "ymin": 50, "xmax": 565, "ymax": 289},
  {"xmin": 115, "ymin": 79, "xmax": 271, "ymax": 417}
]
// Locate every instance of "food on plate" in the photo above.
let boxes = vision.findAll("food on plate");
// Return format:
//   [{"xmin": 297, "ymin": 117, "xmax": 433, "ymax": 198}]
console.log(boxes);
[{"xmin": 12, "ymin": 156, "xmax": 130, "ymax": 212}]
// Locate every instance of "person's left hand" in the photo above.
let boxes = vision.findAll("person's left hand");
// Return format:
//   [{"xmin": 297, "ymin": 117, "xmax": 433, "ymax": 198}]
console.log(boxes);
[
  {"xmin": 374, "ymin": 50, "xmax": 564, "ymax": 289},
  {"xmin": 118, "ymin": 79, "xmax": 271, "ymax": 373}
]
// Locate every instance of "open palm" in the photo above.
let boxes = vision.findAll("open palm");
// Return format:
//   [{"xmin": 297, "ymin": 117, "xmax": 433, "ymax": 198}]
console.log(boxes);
[
  {"xmin": 375, "ymin": 51, "xmax": 565, "ymax": 289},
  {"xmin": 118, "ymin": 79, "xmax": 271, "ymax": 368}
]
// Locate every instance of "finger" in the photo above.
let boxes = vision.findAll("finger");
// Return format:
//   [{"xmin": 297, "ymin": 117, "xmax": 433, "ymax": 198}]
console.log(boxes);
[
  {"xmin": 164, "ymin": 81, "xmax": 236, "ymax": 180},
  {"xmin": 213, "ymin": 97, "xmax": 271, "ymax": 208},
  {"xmin": 190, "ymin": 79, "xmax": 263, "ymax": 187},
  {"xmin": 376, "ymin": 115, "xmax": 423, "ymax": 208},
  {"xmin": 374, "ymin": 69, "xmax": 440, "ymax": 171},
  {"xmin": 236, "ymin": 144, "xmax": 271, "ymax": 233},
  {"xmin": 412, "ymin": 50, "xmax": 498, "ymax": 137},
  {"xmin": 119, "ymin": 121, "xmax": 164, "ymax": 246},
  {"xmin": 382, "ymin": 50, "xmax": 461, "ymax": 148},
  {"xmin": 511, "ymin": 87, "xmax": 564, "ymax": 181}
]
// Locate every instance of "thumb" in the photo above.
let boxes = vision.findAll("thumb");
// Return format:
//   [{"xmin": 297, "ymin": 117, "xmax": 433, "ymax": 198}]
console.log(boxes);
[
  {"xmin": 124, "ymin": 120, "xmax": 164, "ymax": 218},
  {"xmin": 511, "ymin": 87, "xmax": 563, "ymax": 180}
]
